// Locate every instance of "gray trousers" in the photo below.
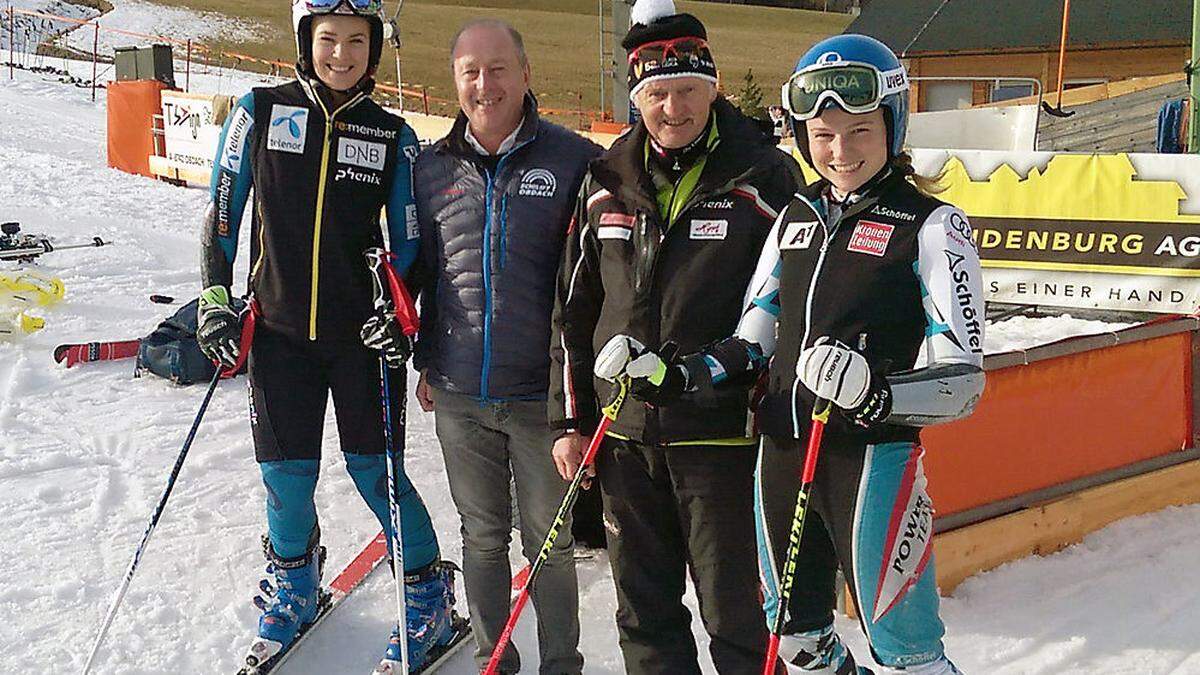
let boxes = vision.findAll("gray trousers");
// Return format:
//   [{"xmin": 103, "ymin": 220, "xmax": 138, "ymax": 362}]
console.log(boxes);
[{"xmin": 432, "ymin": 387, "xmax": 583, "ymax": 674}]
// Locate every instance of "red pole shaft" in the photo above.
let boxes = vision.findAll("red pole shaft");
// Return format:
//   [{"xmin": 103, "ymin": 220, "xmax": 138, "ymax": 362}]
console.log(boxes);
[
  {"xmin": 483, "ymin": 412, "xmax": 616, "ymax": 675},
  {"xmin": 9, "ymin": 5, "xmax": 14, "ymax": 81},
  {"xmin": 760, "ymin": 402, "xmax": 831, "ymax": 675},
  {"xmin": 185, "ymin": 39, "xmax": 191, "ymax": 91}
]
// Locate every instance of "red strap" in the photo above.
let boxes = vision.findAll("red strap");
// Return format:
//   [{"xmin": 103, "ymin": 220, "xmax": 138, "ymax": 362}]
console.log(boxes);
[
  {"xmin": 222, "ymin": 298, "xmax": 259, "ymax": 378},
  {"xmin": 381, "ymin": 256, "xmax": 420, "ymax": 337}
]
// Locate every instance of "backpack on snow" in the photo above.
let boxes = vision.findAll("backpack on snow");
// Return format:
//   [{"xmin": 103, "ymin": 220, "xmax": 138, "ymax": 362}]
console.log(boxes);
[{"xmin": 135, "ymin": 297, "xmax": 246, "ymax": 385}]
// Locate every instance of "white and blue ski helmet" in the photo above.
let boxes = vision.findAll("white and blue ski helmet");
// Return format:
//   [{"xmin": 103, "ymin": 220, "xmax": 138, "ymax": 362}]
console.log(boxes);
[{"xmin": 783, "ymin": 33, "xmax": 909, "ymax": 162}]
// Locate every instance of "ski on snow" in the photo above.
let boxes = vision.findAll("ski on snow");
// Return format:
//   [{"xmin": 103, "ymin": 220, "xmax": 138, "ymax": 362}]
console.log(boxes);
[{"xmin": 53, "ymin": 339, "xmax": 140, "ymax": 368}]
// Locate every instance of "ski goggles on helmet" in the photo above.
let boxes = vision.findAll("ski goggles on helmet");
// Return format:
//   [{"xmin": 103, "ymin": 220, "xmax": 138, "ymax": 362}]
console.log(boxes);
[
  {"xmin": 628, "ymin": 37, "xmax": 712, "ymax": 70},
  {"xmin": 304, "ymin": 0, "xmax": 382, "ymax": 15},
  {"xmin": 781, "ymin": 62, "xmax": 907, "ymax": 120}
]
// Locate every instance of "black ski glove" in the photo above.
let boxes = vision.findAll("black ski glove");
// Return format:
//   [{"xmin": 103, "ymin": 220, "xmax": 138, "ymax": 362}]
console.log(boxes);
[
  {"xmin": 197, "ymin": 285, "xmax": 241, "ymax": 369},
  {"xmin": 361, "ymin": 311, "xmax": 412, "ymax": 368},
  {"xmin": 627, "ymin": 343, "xmax": 688, "ymax": 406}
]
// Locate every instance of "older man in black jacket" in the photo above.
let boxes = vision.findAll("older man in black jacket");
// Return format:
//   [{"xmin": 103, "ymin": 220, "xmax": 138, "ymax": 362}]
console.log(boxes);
[
  {"xmin": 412, "ymin": 18, "xmax": 601, "ymax": 675},
  {"xmin": 548, "ymin": 2, "xmax": 801, "ymax": 674}
]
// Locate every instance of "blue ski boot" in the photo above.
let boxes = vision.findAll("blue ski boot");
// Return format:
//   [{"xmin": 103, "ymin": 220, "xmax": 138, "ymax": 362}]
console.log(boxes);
[
  {"xmin": 374, "ymin": 560, "xmax": 457, "ymax": 674},
  {"xmin": 241, "ymin": 536, "xmax": 326, "ymax": 672}
]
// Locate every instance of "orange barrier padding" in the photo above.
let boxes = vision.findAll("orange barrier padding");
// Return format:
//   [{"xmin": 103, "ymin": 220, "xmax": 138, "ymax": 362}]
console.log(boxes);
[
  {"xmin": 923, "ymin": 333, "xmax": 1191, "ymax": 518},
  {"xmin": 107, "ymin": 80, "xmax": 171, "ymax": 178},
  {"xmin": 591, "ymin": 121, "xmax": 629, "ymax": 135}
]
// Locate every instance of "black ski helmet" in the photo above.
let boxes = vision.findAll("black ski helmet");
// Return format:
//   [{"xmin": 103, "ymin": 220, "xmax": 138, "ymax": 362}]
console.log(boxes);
[{"xmin": 291, "ymin": 0, "xmax": 386, "ymax": 83}]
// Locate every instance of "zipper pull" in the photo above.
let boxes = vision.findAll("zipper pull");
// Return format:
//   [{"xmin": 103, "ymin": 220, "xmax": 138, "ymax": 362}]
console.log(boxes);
[{"xmin": 858, "ymin": 333, "xmax": 868, "ymax": 352}]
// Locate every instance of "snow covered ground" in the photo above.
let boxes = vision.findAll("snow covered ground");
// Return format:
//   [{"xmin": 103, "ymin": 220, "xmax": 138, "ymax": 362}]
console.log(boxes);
[
  {"xmin": 58, "ymin": 0, "xmax": 262, "ymax": 57},
  {"xmin": 2, "ymin": 0, "xmax": 260, "ymax": 56},
  {"xmin": 2, "ymin": 43, "xmax": 1200, "ymax": 675},
  {"xmin": 985, "ymin": 313, "xmax": 1137, "ymax": 354},
  {"xmin": 1, "ymin": 0, "xmax": 100, "ymax": 52}
]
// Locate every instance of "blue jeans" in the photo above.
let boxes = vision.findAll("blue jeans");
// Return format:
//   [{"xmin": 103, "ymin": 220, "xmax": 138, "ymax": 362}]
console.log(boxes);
[{"xmin": 432, "ymin": 387, "xmax": 583, "ymax": 675}]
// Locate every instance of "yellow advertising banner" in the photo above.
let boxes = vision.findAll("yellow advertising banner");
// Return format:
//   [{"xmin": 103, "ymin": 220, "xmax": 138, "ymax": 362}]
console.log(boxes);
[{"xmin": 795, "ymin": 149, "xmax": 1200, "ymax": 313}]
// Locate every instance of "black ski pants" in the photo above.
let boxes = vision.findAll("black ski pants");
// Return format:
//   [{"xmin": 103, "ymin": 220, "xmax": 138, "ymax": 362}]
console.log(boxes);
[
  {"xmin": 248, "ymin": 326, "xmax": 406, "ymax": 462},
  {"xmin": 596, "ymin": 437, "xmax": 768, "ymax": 675}
]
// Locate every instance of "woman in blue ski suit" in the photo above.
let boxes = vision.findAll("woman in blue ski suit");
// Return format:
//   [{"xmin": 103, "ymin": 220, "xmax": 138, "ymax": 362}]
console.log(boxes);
[{"xmin": 196, "ymin": 1, "xmax": 455, "ymax": 672}]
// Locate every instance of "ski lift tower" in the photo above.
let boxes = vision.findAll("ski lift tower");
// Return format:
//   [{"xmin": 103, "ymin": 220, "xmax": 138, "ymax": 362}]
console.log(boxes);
[
  {"xmin": 1190, "ymin": 0, "xmax": 1200, "ymax": 152},
  {"xmin": 600, "ymin": 0, "xmax": 634, "ymax": 124}
]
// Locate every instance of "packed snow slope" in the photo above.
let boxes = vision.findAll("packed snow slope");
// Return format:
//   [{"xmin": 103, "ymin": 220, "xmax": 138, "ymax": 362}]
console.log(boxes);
[{"xmin": 2, "ymin": 59, "xmax": 1199, "ymax": 674}]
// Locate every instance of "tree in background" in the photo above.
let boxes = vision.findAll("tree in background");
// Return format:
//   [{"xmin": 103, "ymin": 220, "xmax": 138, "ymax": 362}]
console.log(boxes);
[{"xmin": 735, "ymin": 68, "xmax": 768, "ymax": 121}]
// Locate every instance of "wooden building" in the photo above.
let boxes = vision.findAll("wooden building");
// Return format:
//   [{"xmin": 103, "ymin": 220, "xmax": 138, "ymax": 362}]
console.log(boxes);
[{"xmin": 844, "ymin": 0, "xmax": 1191, "ymax": 111}]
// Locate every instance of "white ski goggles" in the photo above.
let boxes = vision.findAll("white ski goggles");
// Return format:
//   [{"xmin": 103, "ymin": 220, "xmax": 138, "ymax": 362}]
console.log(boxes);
[
  {"xmin": 781, "ymin": 62, "xmax": 907, "ymax": 120},
  {"xmin": 305, "ymin": 0, "xmax": 382, "ymax": 16}
]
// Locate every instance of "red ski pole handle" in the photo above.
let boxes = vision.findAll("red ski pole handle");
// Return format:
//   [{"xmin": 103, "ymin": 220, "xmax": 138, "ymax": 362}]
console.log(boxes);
[
  {"xmin": 381, "ymin": 258, "xmax": 419, "ymax": 337},
  {"xmin": 365, "ymin": 247, "xmax": 420, "ymax": 337}
]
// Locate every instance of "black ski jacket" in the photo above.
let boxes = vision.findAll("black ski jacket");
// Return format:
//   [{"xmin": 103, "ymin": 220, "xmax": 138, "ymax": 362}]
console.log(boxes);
[
  {"xmin": 693, "ymin": 170, "xmax": 986, "ymax": 446},
  {"xmin": 548, "ymin": 98, "xmax": 800, "ymax": 444},
  {"xmin": 201, "ymin": 78, "xmax": 420, "ymax": 344}
]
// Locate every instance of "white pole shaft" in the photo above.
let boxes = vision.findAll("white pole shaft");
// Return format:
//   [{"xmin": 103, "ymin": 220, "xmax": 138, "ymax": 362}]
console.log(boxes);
[{"xmin": 379, "ymin": 359, "xmax": 409, "ymax": 673}]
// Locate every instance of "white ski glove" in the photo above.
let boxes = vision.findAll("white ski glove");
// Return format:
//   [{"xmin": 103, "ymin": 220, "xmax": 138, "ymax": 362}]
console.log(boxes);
[
  {"xmin": 594, "ymin": 334, "xmax": 648, "ymax": 381},
  {"xmin": 797, "ymin": 337, "xmax": 892, "ymax": 427}
]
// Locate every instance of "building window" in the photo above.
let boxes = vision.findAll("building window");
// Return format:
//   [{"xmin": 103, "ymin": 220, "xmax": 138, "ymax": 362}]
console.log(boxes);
[
  {"xmin": 924, "ymin": 81, "xmax": 973, "ymax": 111},
  {"xmin": 991, "ymin": 80, "xmax": 1036, "ymax": 103}
]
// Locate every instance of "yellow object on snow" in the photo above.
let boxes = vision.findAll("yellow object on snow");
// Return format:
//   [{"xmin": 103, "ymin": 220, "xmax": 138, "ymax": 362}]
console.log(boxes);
[
  {"xmin": 0, "ymin": 306, "xmax": 45, "ymax": 340},
  {"xmin": 0, "ymin": 271, "xmax": 65, "ymax": 307}
]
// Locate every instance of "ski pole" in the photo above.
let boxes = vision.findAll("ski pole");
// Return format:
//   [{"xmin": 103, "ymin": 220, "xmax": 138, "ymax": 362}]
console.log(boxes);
[
  {"xmin": 761, "ymin": 398, "xmax": 832, "ymax": 675},
  {"xmin": 83, "ymin": 302, "xmax": 258, "ymax": 674},
  {"xmin": 483, "ymin": 376, "xmax": 630, "ymax": 675},
  {"xmin": 366, "ymin": 248, "xmax": 420, "ymax": 674}
]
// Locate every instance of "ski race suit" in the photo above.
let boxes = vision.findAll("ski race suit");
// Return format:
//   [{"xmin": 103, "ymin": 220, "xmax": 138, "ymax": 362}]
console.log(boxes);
[
  {"xmin": 693, "ymin": 168, "xmax": 985, "ymax": 670},
  {"xmin": 549, "ymin": 97, "xmax": 801, "ymax": 674},
  {"xmin": 200, "ymin": 76, "xmax": 439, "ymax": 569}
]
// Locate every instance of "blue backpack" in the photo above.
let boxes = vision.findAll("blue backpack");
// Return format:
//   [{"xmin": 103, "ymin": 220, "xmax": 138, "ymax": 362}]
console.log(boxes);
[{"xmin": 136, "ymin": 297, "xmax": 247, "ymax": 385}]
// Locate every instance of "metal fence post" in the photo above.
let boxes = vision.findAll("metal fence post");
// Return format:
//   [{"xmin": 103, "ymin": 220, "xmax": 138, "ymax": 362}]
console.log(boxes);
[
  {"xmin": 8, "ymin": 5, "xmax": 14, "ymax": 80},
  {"xmin": 91, "ymin": 21, "xmax": 98, "ymax": 102}
]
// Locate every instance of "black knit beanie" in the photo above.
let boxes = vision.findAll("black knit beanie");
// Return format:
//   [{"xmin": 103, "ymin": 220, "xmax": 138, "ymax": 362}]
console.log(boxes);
[{"xmin": 623, "ymin": 0, "xmax": 717, "ymax": 98}]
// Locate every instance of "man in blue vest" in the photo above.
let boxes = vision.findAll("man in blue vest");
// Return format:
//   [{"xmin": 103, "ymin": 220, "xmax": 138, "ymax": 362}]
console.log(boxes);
[{"xmin": 411, "ymin": 18, "xmax": 601, "ymax": 675}]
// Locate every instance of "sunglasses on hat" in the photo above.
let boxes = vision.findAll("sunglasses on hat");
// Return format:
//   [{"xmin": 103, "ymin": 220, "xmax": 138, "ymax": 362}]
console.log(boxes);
[{"xmin": 628, "ymin": 36, "xmax": 711, "ymax": 70}]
